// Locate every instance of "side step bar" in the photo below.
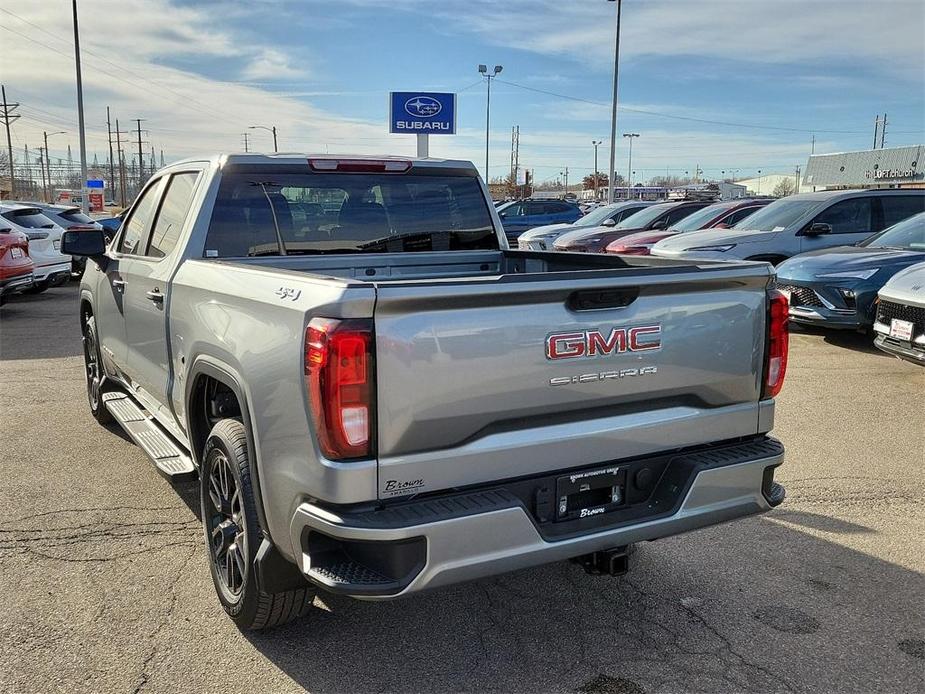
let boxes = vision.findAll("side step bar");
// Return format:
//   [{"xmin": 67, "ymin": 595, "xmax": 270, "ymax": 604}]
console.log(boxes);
[{"xmin": 103, "ymin": 391, "xmax": 196, "ymax": 482}]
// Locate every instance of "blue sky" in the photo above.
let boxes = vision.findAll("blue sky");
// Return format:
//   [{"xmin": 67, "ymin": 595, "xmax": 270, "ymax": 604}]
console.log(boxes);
[{"xmin": 2, "ymin": 0, "xmax": 923, "ymax": 184}]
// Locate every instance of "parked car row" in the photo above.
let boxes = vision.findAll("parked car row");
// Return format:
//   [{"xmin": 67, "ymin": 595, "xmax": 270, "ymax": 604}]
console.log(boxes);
[{"xmin": 0, "ymin": 201, "xmax": 113, "ymax": 304}]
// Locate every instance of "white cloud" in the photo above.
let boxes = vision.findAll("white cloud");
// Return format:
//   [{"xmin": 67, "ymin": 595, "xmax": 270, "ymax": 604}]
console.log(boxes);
[{"xmin": 240, "ymin": 48, "xmax": 308, "ymax": 81}]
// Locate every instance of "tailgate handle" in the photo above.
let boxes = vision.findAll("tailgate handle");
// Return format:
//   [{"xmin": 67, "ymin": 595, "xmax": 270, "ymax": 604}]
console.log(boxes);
[{"xmin": 569, "ymin": 288, "xmax": 639, "ymax": 311}]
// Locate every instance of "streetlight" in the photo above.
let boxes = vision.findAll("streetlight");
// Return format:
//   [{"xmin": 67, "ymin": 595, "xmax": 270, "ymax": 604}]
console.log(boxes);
[
  {"xmin": 592, "ymin": 140, "xmax": 602, "ymax": 200},
  {"xmin": 606, "ymin": 0, "xmax": 623, "ymax": 204},
  {"xmin": 71, "ymin": 0, "xmax": 88, "ymax": 213},
  {"xmin": 249, "ymin": 124, "xmax": 278, "ymax": 153},
  {"xmin": 757, "ymin": 169, "xmax": 762, "ymax": 195},
  {"xmin": 43, "ymin": 130, "xmax": 66, "ymax": 202},
  {"xmin": 478, "ymin": 64, "xmax": 502, "ymax": 182},
  {"xmin": 623, "ymin": 132, "xmax": 639, "ymax": 199}
]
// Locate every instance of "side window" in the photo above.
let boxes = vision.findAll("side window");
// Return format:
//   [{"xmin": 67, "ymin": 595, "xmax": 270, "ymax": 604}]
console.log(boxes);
[
  {"xmin": 880, "ymin": 195, "xmax": 925, "ymax": 228},
  {"xmin": 615, "ymin": 207, "xmax": 642, "ymax": 223},
  {"xmin": 146, "ymin": 172, "xmax": 200, "ymax": 258},
  {"xmin": 814, "ymin": 198, "xmax": 874, "ymax": 234},
  {"xmin": 523, "ymin": 201, "xmax": 546, "ymax": 216},
  {"xmin": 501, "ymin": 203, "xmax": 522, "ymax": 217},
  {"xmin": 665, "ymin": 205, "xmax": 701, "ymax": 225},
  {"xmin": 723, "ymin": 206, "xmax": 758, "ymax": 225},
  {"xmin": 119, "ymin": 180, "xmax": 164, "ymax": 255}
]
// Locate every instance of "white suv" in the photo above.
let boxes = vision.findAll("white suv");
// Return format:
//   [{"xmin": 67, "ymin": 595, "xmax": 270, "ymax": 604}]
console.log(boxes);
[{"xmin": 0, "ymin": 203, "xmax": 71, "ymax": 292}]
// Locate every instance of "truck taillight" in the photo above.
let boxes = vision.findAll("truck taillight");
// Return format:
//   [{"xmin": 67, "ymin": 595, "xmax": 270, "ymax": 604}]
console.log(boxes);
[
  {"xmin": 762, "ymin": 289, "xmax": 789, "ymax": 399},
  {"xmin": 305, "ymin": 317, "xmax": 374, "ymax": 460}
]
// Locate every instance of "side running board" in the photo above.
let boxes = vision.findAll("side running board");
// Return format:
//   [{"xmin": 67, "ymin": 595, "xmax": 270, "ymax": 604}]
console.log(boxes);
[{"xmin": 102, "ymin": 391, "xmax": 196, "ymax": 482}]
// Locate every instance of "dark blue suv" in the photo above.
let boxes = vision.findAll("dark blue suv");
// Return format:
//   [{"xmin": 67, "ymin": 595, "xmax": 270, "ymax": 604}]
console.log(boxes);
[{"xmin": 497, "ymin": 199, "xmax": 582, "ymax": 245}]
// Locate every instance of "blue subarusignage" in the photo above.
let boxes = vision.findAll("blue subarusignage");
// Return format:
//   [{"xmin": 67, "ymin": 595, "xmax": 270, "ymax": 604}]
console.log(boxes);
[
  {"xmin": 389, "ymin": 92, "xmax": 456, "ymax": 134},
  {"xmin": 86, "ymin": 179, "xmax": 104, "ymax": 188}
]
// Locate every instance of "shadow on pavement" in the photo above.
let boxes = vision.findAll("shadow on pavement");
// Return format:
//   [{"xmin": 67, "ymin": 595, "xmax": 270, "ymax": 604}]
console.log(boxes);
[
  {"xmin": 0, "ymin": 284, "xmax": 83, "ymax": 360},
  {"xmin": 768, "ymin": 509, "xmax": 875, "ymax": 534},
  {"xmin": 241, "ymin": 515, "xmax": 924, "ymax": 693},
  {"xmin": 790, "ymin": 323, "xmax": 886, "ymax": 357}
]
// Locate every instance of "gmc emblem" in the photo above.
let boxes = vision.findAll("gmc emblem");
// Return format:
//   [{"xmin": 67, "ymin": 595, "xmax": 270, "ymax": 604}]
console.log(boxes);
[{"xmin": 546, "ymin": 325, "xmax": 661, "ymax": 360}]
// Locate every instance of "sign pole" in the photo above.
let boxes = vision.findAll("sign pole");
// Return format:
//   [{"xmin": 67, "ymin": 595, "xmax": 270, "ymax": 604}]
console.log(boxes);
[{"xmin": 416, "ymin": 133, "xmax": 429, "ymax": 158}]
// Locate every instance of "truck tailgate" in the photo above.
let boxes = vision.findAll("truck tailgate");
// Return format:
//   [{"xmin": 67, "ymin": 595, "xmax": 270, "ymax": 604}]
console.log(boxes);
[{"xmin": 373, "ymin": 264, "xmax": 772, "ymax": 498}]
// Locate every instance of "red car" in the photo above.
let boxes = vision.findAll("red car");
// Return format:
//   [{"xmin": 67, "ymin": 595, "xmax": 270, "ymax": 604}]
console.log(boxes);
[
  {"xmin": 0, "ymin": 224, "xmax": 34, "ymax": 304},
  {"xmin": 605, "ymin": 198, "xmax": 772, "ymax": 255}
]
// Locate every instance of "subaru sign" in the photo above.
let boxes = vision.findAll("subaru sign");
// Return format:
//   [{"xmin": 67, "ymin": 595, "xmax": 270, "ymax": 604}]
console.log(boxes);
[{"xmin": 389, "ymin": 92, "xmax": 456, "ymax": 134}]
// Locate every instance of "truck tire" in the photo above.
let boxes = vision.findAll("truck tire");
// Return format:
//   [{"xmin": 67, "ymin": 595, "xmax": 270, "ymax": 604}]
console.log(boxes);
[
  {"xmin": 201, "ymin": 418, "xmax": 314, "ymax": 630},
  {"xmin": 81, "ymin": 313, "xmax": 113, "ymax": 425}
]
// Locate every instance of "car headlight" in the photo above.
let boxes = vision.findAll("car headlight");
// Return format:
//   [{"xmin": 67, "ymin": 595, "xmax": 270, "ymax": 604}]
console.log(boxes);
[
  {"xmin": 687, "ymin": 244, "xmax": 737, "ymax": 252},
  {"xmin": 818, "ymin": 269, "xmax": 879, "ymax": 280}
]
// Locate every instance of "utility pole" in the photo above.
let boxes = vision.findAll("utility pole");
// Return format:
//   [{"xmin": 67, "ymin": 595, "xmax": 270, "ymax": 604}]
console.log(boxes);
[
  {"xmin": 873, "ymin": 115, "xmax": 880, "ymax": 150},
  {"xmin": 811, "ymin": 133, "xmax": 815, "ymax": 155},
  {"xmin": 106, "ymin": 107, "xmax": 116, "ymax": 197},
  {"xmin": 559, "ymin": 167, "xmax": 569, "ymax": 192},
  {"xmin": 879, "ymin": 113, "xmax": 887, "ymax": 149},
  {"xmin": 1, "ymin": 85, "xmax": 20, "ymax": 197},
  {"xmin": 242, "ymin": 132, "xmax": 250, "ymax": 153},
  {"xmin": 795, "ymin": 166, "xmax": 801, "ymax": 195},
  {"xmin": 37, "ymin": 147, "xmax": 48, "ymax": 202},
  {"xmin": 151, "ymin": 146, "xmax": 156, "ymax": 174},
  {"xmin": 133, "ymin": 118, "xmax": 146, "ymax": 187},
  {"xmin": 623, "ymin": 133, "xmax": 639, "ymax": 197},
  {"xmin": 115, "ymin": 118, "xmax": 127, "ymax": 206},
  {"xmin": 72, "ymin": 0, "xmax": 89, "ymax": 212},
  {"xmin": 592, "ymin": 140, "xmax": 602, "ymax": 201},
  {"xmin": 606, "ymin": 0, "xmax": 623, "ymax": 203},
  {"xmin": 160, "ymin": 149, "xmax": 165, "ymax": 168},
  {"xmin": 43, "ymin": 131, "xmax": 66, "ymax": 202}
]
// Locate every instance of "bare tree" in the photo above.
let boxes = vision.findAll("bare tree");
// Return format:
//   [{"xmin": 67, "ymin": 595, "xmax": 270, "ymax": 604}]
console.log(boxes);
[{"xmin": 773, "ymin": 178, "xmax": 796, "ymax": 197}]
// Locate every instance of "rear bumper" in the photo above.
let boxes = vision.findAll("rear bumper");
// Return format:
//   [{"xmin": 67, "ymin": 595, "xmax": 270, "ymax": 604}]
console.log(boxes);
[
  {"xmin": 32, "ymin": 262, "xmax": 71, "ymax": 285},
  {"xmin": 0, "ymin": 272, "xmax": 34, "ymax": 296},
  {"xmin": 289, "ymin": 437, "xmax": 784, "ymax": 600}
]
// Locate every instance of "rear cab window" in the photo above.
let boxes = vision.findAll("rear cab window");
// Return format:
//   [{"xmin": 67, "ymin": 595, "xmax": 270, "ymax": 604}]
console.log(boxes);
[{"xmin": 204, "ymin": 164, "xmax": 499, "ymax": 256}]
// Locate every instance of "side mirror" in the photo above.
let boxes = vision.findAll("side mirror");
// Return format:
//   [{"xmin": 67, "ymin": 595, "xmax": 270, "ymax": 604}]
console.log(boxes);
[
  {"xmin": 61, "ymin": 229, "xmax": 107, "ymax": 257},
  {"xmin": 600, "ymin": 218, "xmax": 617, "ymax": 227},
  {"xmin": 804, "ymin": 222, "xmax": 832, "ymax": 236},
  {"xmin": 651, "ymin": 219, "xmax": 667, "ymax": 230}
]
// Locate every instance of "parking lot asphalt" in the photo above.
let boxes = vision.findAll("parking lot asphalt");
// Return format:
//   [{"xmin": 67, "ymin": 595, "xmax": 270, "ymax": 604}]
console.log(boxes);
[{"xmin": 1, "ymin": 283, "xmax": 923, "ymax": 694}]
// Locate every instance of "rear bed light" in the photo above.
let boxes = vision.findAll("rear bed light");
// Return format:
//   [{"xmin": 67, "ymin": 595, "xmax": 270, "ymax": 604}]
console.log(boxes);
[
  {"xmin": 762, "ymin": 289, "xmax": 789, "ymax": 399},
  {"xmin": 308, "ymin": 158, "xmax": 411, "ymax": 173},
  {"xmin": 305, "ymin": 317, "xmax": 375, "ymax": 459}
]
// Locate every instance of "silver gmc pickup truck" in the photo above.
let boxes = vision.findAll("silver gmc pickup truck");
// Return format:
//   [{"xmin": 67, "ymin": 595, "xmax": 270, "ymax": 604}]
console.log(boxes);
[{"xmin": 64, "ymin": 154, "xmax": 789, "ymax": 630}]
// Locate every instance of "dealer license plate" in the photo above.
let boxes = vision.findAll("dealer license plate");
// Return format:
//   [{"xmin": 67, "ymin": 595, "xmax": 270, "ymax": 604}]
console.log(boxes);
[
  {"xmin": 10, "ymin": 247, "xmax": 23, "ymax": 259},
  {"xmin": 889, "ymin": 318, "xmax": 914, "ymax": 341}
]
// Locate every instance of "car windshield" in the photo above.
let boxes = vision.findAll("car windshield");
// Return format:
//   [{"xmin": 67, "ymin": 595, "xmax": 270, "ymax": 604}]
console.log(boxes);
[
  {"xmin": 59, "ymin": 209, "xmax": 95, "ymax": 224},
  {"xmin": 574, "ymin": 204, "xmax": 622, "ymax": 227},
  {"xmin": 614, "ymin": 202, "xmax": 674, "ymax": 229},
  {"xmin": 860, "ymin": 212, "xmax": 925, "ymax": 250},
  {"xmin": 732, "ymin": 198, "xmax": 819, "ymax": 232},
  {"xmin": 204, "ymin": 167, "xmax": 498, "ymax": 256},
  {"xmin": 670, "ymin": 203, "xmax": 733, "ymax": 232}
]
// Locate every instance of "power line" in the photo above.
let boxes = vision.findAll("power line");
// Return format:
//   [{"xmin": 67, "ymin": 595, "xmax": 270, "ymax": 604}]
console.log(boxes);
[{"xmin": 2, "ymin": 84, "xmax": 21, "ymax": 195}]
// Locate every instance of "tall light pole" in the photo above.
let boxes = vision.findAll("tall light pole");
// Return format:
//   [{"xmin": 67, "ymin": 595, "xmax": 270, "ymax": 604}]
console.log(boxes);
[
  {"xmin": 478, "ymin": 64, "xmax": 502, "ymax": 182},
  {"xmin": 623, "ymin": 132, "xmax": 639, "ymax": 199},
  {"xmin": 249, "ymin": 124, "xmax": 278, "ymax": 152},
  {"xmin": 757, "ymin": 169, "xmax": 762, "ymax": 195},
  {"xmin": 72, "ymin": 0, "xmax": 89, "ymax": 213},
  {"xmin": 606, "ymin": 0, "xmax": 623, "ymax": 203},
  {"xmin": 592, "ymin": 140, "xmax": 602, "ymax": 200},
  {"xmin": 43, "ymin": 130, "xmax": 66, "ymax": 202}
]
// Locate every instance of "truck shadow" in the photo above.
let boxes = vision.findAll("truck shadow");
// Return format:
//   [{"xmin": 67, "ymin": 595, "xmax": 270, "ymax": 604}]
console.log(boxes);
[
  {"xmin": 789, "ymin": 323, "xmax": 886, "ymax": 357},
  {"xmin": 242, "ymin": 514, "xmax": 924, "ymax": 693}
]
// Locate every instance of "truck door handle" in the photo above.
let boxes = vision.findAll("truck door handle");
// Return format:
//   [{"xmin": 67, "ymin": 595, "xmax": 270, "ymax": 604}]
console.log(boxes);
[
  {"xmin": 145, "ymin": 289, "xmax": 165, "ymax": 304},
  {"xmin": 112, "ymin": 279, "xmax": 125, "ymax": 292}
]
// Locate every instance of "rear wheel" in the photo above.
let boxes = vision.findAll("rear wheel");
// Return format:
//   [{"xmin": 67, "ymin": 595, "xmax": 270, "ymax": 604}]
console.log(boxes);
[
  {"xmin": 201, "ymin": 418, "xmax": 314, "ymax": 630},
  {"xmin": 81, "ymin": 313, "xmax": 113, "ymax": 424}
]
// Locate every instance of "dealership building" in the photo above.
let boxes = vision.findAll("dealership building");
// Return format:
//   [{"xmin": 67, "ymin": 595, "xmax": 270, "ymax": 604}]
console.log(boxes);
[{"xmin": 803, "ymin": 144, "xmax": 924, "ymax": 190}]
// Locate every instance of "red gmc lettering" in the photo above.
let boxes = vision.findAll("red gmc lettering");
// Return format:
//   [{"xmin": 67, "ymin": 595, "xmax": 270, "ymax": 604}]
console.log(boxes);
[{"xmin": 546, "ymin": 325, "xmax": 661, "ymax": 360}]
